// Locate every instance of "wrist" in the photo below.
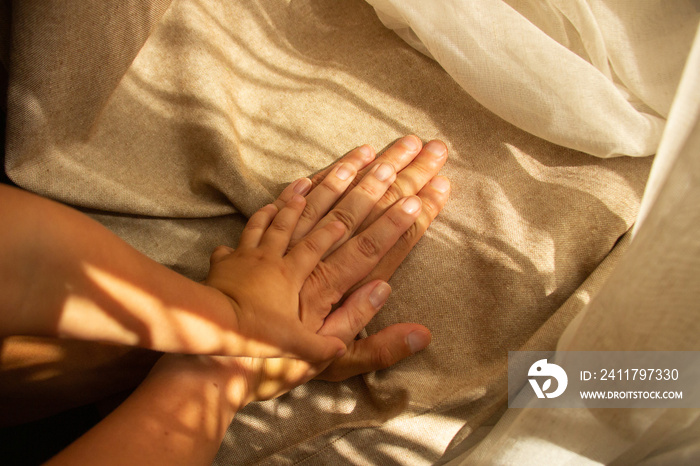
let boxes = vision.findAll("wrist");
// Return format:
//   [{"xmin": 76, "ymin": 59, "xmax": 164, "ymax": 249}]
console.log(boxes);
[{"xmin": 149, "ymin": 354, "xmax": 251, "ymax": 424}]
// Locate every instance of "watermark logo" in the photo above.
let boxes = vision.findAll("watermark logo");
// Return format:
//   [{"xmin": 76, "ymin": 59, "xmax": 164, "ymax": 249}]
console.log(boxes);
[
  {"xmin": 509, "ymin": 351, "xmax": 698, "ymax": 408},
  {"xmin": 528, "ymin": 359, "xmax": 568, "ymax": 398}
]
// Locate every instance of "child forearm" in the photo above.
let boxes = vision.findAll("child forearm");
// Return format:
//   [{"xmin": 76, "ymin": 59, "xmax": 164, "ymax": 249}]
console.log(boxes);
[{"xmin": 0, "ymin": 185, "xmax": 237, "ymax": 353}]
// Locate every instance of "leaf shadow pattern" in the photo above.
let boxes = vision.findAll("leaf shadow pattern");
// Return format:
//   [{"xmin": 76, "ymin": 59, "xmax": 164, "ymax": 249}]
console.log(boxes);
[
  {"xmin": 3, "ymin": 0, "xmax": 656, "ymax": 463},
  {"xmin": 202, "ymin": 0, "xmax": 654, "ymax": 463}
]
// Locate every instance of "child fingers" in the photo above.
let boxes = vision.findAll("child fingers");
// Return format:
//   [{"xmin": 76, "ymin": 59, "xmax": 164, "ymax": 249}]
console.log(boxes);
[
  {"xmin": 259, "ymin": 195, "xmax": 306, "ymax": 254},
  {"xmin": 237, "ymin": 204, "xmax": 279, "ymax": 249},
  {"xmin": 209, "ymin": 245, "xmax": 235, "ymax": 265},
  {"xmin": 359, "ymin": 140, "xmax": 447, "ymax": 231},
  {"xmin": 285, "ymin": 221, "xmax": 347, "ymax": 286},
  {"xmin": 272, "ymin": 146, "xmax": 374, "ymax": 241},
  {"xmin": 273, "ymin": 178, "xmax": 313, "ymax": 212}
]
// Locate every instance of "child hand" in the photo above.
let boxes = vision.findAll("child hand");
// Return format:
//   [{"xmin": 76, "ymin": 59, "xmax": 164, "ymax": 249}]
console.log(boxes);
[{"xmin": 203, "ymin": 194, "xmax": 348, "ymax": 362}]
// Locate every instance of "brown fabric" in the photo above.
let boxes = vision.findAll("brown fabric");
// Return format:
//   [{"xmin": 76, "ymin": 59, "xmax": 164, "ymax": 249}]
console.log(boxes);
[{"xmin": 3, "ymin": 0, "xmax": 652, "ymax": 463}]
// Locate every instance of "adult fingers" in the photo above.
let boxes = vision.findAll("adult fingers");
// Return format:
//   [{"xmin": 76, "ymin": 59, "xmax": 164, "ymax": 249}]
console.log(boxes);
[
  {"xmin": 319, "ymin": 280, "xmax": 392, "ymax": 344},
  {"xmin": 344, "ymin": 175, "xmax": 450, "ymax": 297},
  {"xmin": 299, "ymin": 196, "xmax": 422, "ymax": 323},
  {"xmin": 315, "ymin": 323, "xmax": 432, "ymax": 382},
  {"xmin": 343, "ymin": 135, "xmax": 423, "ymax": 198},
  {"xmin": 294, "ymin": 162, "xmax": 398, "ymax": 254},
  {"xmin": 288, "ymin": 145, "xmax": 376, "ymax": 242},
  {"xmin": 324, "ymin": 196, "xmax": 422, "ymax": 288},
  {"xmin": 309, "ymin": 145, "xmax": 376, "ymax": 190},
  {"xmin": 272, "ymin": 145, "xmax": 375, "ymax": 212},
  {"xmin": 359, "ymin": 140, "xmax": 447, "ymax": 231}
]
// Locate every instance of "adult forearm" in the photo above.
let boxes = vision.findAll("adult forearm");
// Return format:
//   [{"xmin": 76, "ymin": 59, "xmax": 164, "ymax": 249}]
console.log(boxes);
[
  {"xmin": 46, "ymin": 355, "xmax": 244, "ymax": 466},
  {"xmin": 0, "ymin": 185, "xmax": 236, "ymax": 353}
]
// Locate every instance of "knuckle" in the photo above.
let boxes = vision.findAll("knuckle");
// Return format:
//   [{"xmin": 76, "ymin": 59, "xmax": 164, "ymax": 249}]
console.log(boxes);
[
  {"xmin": 329, "ymin": 208, "xmax": 357, "ymax": 232},
  {"xmin": 270, "ymin": 218, "xmax": 291, "ymax": 232},
  {"xmin": 245, "ymin": 217, "xmax": 267, "ymax": 231},
  {"xmin": 299, "ymin": 202, "xmax": 320, "ymax": 224},
  {"xmin": 348, "ymin": 175, "xmax": 363, "ymax": 190},
  {"xmin": 397, "ymin": 221, "xmax": 422, "ymax": 250},
  {"xmin": 373, "ymin": 345, "xmax": 396, "ymax": 370},
  {"xmin": 307, "ymin": 263, "xmax": 343, "ymax": 305},
  {"xmin": 420, "ymin": 198, "xmax": 440, "ymax": 219},
  {"xmin": 310, "ymin": 172, "xmax": 326, "ymax": 188},
  {"xmin": 385, "ymin": 209, "xmax": 407, "ymax": 230},
  {"xmin": 345, "ymin": 307, "xmax": 370, "ymax": 335},
  {"xmin": 355, "ymin": 234, "xmax": 382, "ymax": 259},
  {"xmin": 412, "ymin": 159, "xmax": 436, "ymax": 178},
  {"xmin": 317, "ymin": 179, "xmax": 345, "ymax": 196},
  {"xmin": 357, "ymin": 180, "xmax": 381, "ymax": 198},
  {"xmin": 298, "ymin": 235, "xmax": 324, "ymax": 257},
  {"xmin": 381, "ymin": 183, "xmax": 404, "ymax": 207}
]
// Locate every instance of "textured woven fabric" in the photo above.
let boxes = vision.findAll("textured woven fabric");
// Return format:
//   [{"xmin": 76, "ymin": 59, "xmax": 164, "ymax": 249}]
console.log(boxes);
[{"xmin": 2, "ymin": 1, "xmax": 658, "ymax": 464}]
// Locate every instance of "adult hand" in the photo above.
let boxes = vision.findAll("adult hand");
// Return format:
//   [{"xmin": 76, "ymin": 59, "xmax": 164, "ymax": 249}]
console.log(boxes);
[
  {"xmin": 203, "ymin": 135, "xmax": 449, "ymax": 396},
  {"xmin": 272, "ymin": 135, "xmax": 450, "ymax": 380}
]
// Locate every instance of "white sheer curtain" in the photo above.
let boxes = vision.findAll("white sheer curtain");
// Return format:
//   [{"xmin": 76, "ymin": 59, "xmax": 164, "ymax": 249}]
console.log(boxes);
[
  {"xmin": 448, "ymin": 28, "xmax": 700, "ymax": 462},
  {"xmin": 366, "ymin": 0, "xmax": 699, "ymax": 158}
]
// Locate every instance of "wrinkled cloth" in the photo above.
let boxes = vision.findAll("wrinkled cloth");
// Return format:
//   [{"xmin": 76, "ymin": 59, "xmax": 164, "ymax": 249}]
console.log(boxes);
[
  {"xmin": 446, "ymin": 24, "xmax": 700, "ymax": 465},
  {"xmin": 1, "ymin": 0, "xmax": 657, "ymax": 464},
  {"xmin": 366, "ymin": 0, "xmax": 699, "ymax": 158}
]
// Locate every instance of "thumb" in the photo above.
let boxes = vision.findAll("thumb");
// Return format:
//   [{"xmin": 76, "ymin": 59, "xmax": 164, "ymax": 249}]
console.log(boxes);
[
  {"xmin": 316, "ymin": 323, "xmax": 431, "ymax": 382},
  {"xmin": 285, "ymin": 331, "xmax": 347, "ymax": 363}
]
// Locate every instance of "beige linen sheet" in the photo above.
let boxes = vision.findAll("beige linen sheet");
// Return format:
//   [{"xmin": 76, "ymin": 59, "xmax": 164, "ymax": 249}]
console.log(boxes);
[{"xmin": 3, "ymin": 0, "xmax": 653, "ymax": 464}]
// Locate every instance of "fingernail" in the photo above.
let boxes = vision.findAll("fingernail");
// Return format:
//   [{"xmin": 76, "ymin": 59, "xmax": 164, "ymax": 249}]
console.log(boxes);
[
  {"xmin": 424, "ymin": 140, "xmax": 446, "ymax": 158},
  {"xmin": 336, "ymin": 347, "xmax": 347, "ymax": 358},
  {"xmin": 406, "ymin": 331, "xmax": 430, "ymax": 354},
  {"xmin": 374, "ymin": 163, "xmax": 394, "ymax": 181},
  {"xmin": 430, "ymin": 176, "xmax": 450, "ymax": 193},
  {"xmin": 293, "ymin": 178, "xmax": 312, "ymax": 195},
  {"xmin": 369, "ymin": 282, "xmax": 391, "ymax": 309},
  {"xmin": 401, "ymin": 196, "xmax": 422, "ymax": 214},
  {"xmin": 359, "ymin": 145, "xmax": 374, "ymax": 161},
  {"xmin": 400, "ymin": 135, "xmax": 419, "ymax": 151},
  {"xmin": 336, "ymin": 164, "xmax": 353, "ymax": 181}
]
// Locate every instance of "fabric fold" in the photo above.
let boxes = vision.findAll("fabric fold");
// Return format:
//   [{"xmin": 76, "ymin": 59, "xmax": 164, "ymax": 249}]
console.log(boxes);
[{"xmin": 366, "ymin": 0, "xmax": 698, "ymax": 158}]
